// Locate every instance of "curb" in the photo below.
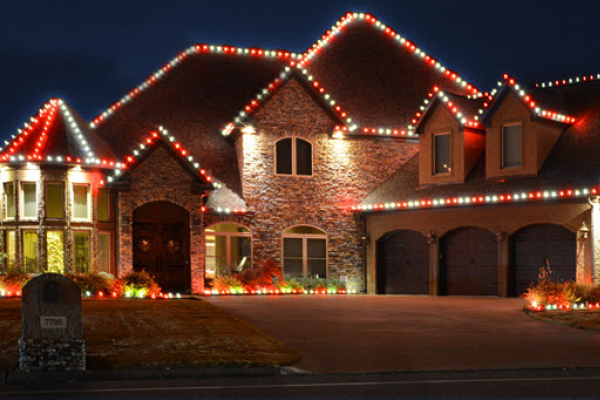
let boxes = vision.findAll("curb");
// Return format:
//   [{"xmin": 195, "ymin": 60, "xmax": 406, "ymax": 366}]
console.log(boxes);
[{"xmin": 2, "ymin": 366, "xmax": 281, "ymax": 385}]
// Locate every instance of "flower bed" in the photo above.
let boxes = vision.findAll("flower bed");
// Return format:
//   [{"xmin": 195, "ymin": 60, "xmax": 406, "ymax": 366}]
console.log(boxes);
[{"xmin": 523, "ymin": 265, "xmax": 600, "ymax": 312}]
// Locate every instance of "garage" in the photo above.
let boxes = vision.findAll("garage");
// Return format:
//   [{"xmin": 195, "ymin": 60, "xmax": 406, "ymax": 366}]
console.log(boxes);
[
  {"xmin": 377, "ymin": 230, "xmax": 429, "ymax": 294},
  {"xmin": 510, "ymin": 224, "xmax": 576, "ymax": 296},
  {"xmin": 440, "ymin": 227, "xmax": 498, "ymax": 296}
]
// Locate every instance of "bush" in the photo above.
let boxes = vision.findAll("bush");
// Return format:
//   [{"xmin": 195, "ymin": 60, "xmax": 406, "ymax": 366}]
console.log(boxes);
[
  {"xmin": 238, "ymin": 259, "xmax": 285, "ymax": 290},
  {"xmin": 67, "ymin": 272, "xmax": 113, "ymax": 295},
  {"xmin": 111, "ymin": 270, "xmax": 161, "ymax": 298},
  {"xmin": 212, "ymin": 275, "xmax": 244, "ymax": 293},
  {"xmin": 522, "ymin": 265, "xmax": 577, "ymax": 306},
  {"xmin": 0, "ymin": 269, "xmax": 31, "ymax": 292}
]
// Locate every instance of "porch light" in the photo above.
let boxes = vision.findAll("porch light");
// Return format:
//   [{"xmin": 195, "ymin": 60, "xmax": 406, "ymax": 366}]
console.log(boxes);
[{"xmin": 241, "ymin": 125, "xmax": 255, "ymax": 135}]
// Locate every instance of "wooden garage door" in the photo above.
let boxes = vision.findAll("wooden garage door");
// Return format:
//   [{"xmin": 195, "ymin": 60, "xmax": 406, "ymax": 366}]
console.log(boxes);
[
  {"xmin": 441, "ymin": 228, "xmax": 498, "ymax": 296},
  {"xmin": 511, "ymin": 224, "xmax": 576, "ymax": 296},
  {"xmin": 377, "ymin": 230, "xmax": 429, "ymax": 294}
]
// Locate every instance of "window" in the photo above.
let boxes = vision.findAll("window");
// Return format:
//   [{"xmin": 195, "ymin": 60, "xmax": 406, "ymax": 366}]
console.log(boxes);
[
  {"xmin": 97, "ymin": 189, "xmax": 109, "ymax": 221},
  {"xmin": 205, "ymin": 223, "xmax": 251, "ymax": 278},
  {"xmin": 73, "ymin": 184, "xmax": 89, "ymax": 219},
  {"xmin": 97, "ymin": 232, "xmax": 111, "ymax": 274},
  {"xmin": 47, "ymin": 230, "xmax": 64, "ymax": 273},
  {"xmin": 22, "ymin": 183, "xmax": 36, "ymax": 218},
  {"xmin": 46, "ymin": 183, "xmax": 64, "ymax": 219},
  {"xmin": 4, "ymin": 183, "xmax": 14, "ymax": 219},
  {"xmin": 434, "ymin": 133, "xmax": 451, "ymax": 174},
  {"xmin": 275, "ymin": 137, "xmax": 312, "ymax": 176},
  {"xmin": 6, "ymin": 231, "xmax": 16, "ymax": 266},
  {"xmin": 73, "ymin": 232, "xmax": 90, "ymax": 273},
  {"xmin": 283, "ymin": 226, "xmax": 327, "ymax": 278},
  {"xmin": 22, "ymin": 231, "xmax": 38, "ymax": 273},
  {"xmin": 502, "ymin": 124, "xmax": 523, "ymax": 168}
]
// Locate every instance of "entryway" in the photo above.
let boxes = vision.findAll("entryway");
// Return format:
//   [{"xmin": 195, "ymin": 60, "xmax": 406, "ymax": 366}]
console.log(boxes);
[{"xmin": 133, "ymin": 201, "xmax": 191, "ymax": 293}]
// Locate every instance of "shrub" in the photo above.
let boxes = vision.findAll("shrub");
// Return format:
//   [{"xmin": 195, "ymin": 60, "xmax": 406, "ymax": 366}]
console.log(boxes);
[
  {"xmin": 0, "ymin": 269, "xmax": 30, "ymax": 292},
  {"xmin": 67, "ymin": 272, "xmax": 113, "ymax": 295},
  {"xmin": 523, "ymin": 265, "xmax": 578, "ymax": 306},
  {"xmin": 238, "ymin": 260, "xmax": 285, "ymax": 290},
  {"xmin": 212, "ymin": 275, "xmax": 244, "ymax": 293},
  {"xmin": 111, "ymin": 270, "xmax": 161, "ymax": 298}
]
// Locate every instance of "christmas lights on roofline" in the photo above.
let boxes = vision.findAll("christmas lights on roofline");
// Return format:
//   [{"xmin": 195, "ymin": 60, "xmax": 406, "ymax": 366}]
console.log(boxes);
[
  {"xmin": 497, "ymin": 74, "xmax": 576, "ymax": 124},
  {"xmin": 90, "ymin": 44, "xmax": 299, "ymax": 129},
  {"xmin": 0, "ymin": 98, "xmax": 116, "ymax": 167},
  {"xmin": 354, "ymin": 187, "xmax": 598, "ymax": 213},
  {"xmin": 536, "ymin": 73, "xmax": 600, "ymax": 88}
]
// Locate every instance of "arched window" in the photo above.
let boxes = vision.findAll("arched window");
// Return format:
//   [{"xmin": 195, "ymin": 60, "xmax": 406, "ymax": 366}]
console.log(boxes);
[
  {"xmin": 282, "ymin": 226, "xmax": 326, "ymax": 278},
  {"xmin": 205, "ymin": 223, "xmax": 251, "ymax": 278},
  {"xmin": 275, "ymin": 137, "xmax": 312, "ymax": 176}
]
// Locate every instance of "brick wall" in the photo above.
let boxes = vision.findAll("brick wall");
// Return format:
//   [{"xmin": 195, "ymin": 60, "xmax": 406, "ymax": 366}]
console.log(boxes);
[
  {"xmin": 234, "ymin": 78, "xmax": 418, "ymax": 290},
  {"xmin": 116, "ymin": 144, "xmax": 205, "ymax": 293}
]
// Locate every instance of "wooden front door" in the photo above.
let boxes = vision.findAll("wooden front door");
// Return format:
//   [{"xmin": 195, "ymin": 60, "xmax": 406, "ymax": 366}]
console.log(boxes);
[{"xmin": 133, "ymin": 202, "xmax": 190, "ymax": 293}]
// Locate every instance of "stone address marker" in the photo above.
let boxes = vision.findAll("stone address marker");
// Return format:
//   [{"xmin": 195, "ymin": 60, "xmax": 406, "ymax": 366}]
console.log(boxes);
[{"xmin": 19, "ymin": 273, "xmax": 86, "ymax": 372}]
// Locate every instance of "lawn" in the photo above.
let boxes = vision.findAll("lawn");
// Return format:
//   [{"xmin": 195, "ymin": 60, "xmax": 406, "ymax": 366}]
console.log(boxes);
[
  {"xmin": 0, "ymin": 298, "xmax": 299, "ymax": 371},
  {"xmin": 528, "ymin": 310, "xmax": 600, "ymax": 331}
]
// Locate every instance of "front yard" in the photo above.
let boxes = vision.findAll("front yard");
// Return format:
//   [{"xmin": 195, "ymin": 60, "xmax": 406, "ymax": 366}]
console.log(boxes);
[
  {"xmin": 0, "ymin": 298, "xmax": 299, "ymax": 371},
  {"xmin": 528, "ymin": 310, "xmax": 600, "ymax": 331}
]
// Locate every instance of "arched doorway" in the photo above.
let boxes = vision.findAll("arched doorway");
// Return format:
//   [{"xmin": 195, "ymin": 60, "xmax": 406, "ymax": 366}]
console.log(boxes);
[
  {"xmin": 377, "ymin": 230, "xmax": 429, "ymax": 294},
  {"xmin": 510, "ymin": 224, "xmax": 576, "ymax": 296},
  {"xmin": 133, "ymin": 201, "xmax": 190, "ymax": 293},
  {"xmin": 440, "ymin": 227, "xmax": 498, "ymax": 296}
]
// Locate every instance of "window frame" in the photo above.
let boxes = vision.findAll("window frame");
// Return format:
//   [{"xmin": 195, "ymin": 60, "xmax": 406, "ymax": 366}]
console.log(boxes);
[
  {"xmin": 204, "ymin": 223, "xmax": 252, "ymax": 277},
  {"xmin": 432, "ymin": 132, "xmax": 452, "ymax": 176},
  {"xmin": 71, "ymin": 183, "xmax": 91, "ymax": 221},
  {"xmin": 282, "ymin": 225, "xmax": 328, "ymax": 278},
  {"xmin": 501, "ymin": 122, "xmax": 524, "ymax": 169},
  {"xmin": 96, "ymin": 188, "xmax": 110, "ymax": 222},
  {"xmin": 21, "ymin": 230, "xmax": 39, "ymax": 274},
  {"xmin": 46, "ymin": 229, "xmax": 65, "ymax": 273},
  {"xmin": 73, "ymin": 230, "xmax": 91, "ymax": 274},
  {"xmin": 5, "ymin": 230, "xmax": 16, "ymax": 267},
  {"xmin": 45, "ymin": 181, "xmax": 65, "ymax": 219},
  {"xmin": 20, "ymin": 182, "xmax": 38, "ymax": 220},
  {"xmin": 4, "ymin": 182, "xmax": 15, "ymax": 220},
  {"xmin": 274, "ymin": 137, "xmax": 313, "ymax": 177}
]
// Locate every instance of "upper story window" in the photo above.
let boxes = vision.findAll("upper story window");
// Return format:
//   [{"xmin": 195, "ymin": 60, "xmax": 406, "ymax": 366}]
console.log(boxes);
[
  {"xmin": 97, "ymin": 188, "xmax": 109, "ymax": 222},
  {"xmin": 502, "ymin": 123, "xmax": 522, "ymax": 168},
  {"xmin": 22, "ymin": 183, "xmax": 37, "ymax": 219},
  {"xmin": 275, "ymin": 137, "xmax": 312, "ymax": 176},
  {"xmin": 46, "ymin": 183, "xmax": 64, "ymax": 219},
  {"xmin": 73, "ymin": 184, "xmax": 89, "ymax": 219},
  {"xmin": 4, "ymin": 183, "xmax": 14, "ymax": 219},
  {"xmin": 433, "ymin": 133, "xmax": 451, "ymax": 174}
]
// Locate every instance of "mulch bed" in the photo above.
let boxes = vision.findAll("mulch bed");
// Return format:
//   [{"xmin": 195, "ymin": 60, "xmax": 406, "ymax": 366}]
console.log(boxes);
[
  {"xmin": 0, "ymin": 298, "xmax": 299, "ymax": 371},
  {"xmin": 527, "ymin": 310, "xmax": 600, "ymax": 331}
]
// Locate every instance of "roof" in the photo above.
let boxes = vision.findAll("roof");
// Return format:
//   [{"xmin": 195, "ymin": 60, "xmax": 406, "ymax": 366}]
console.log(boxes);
[
  {"xmin": 1, "ymin": 98, "xmax": 116, "ymax": 167},
  {"xmin": 415, "ymin": 91, "xmax": 487, "ymax": 132},
  {"xmin": 359, "ymin": 78, "xmax": 600, "ymax": 212},
  {"xmin": 92, "ymin": 45, "xmax": 294, "ymax": 195},
  {"xmin": 299, "ymin": 12, "xmax": 479, "ymax": 136}
]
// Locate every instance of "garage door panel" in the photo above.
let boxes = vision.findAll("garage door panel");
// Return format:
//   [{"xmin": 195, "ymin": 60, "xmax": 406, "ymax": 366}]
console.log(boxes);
[
  {"xmin": 511, "ymin": 224, "xmax": 576, "ymax": 296},
  {"xmin": 378, "ymin": 230, "xmax": 429, "ymax": 294},
  {"xmin": 441, "ymin": 227, "xmax": 498, "ymax": 296}
]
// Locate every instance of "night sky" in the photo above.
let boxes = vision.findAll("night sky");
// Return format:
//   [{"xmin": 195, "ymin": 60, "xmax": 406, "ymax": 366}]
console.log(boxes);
[{"xmin": 1, "ymin": 0, "xmax": 599, "ymax": 143}]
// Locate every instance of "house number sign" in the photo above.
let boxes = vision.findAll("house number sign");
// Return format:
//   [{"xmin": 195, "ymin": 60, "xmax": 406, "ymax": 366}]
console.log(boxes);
[{"xmin": 40, "ymin": 316, "xmax": 67, "ymax": 329}]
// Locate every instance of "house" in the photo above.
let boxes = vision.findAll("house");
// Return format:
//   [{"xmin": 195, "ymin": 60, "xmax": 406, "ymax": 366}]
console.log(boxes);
[{"xmin": 2, "ymin": 12, "xmax": 598, "ymax": 296}]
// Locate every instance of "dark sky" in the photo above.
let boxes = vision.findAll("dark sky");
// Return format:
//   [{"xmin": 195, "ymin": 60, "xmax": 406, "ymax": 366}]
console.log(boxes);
[{"xmin": 1, "ymin": 0, "xmax": 599, "ymax": 142}]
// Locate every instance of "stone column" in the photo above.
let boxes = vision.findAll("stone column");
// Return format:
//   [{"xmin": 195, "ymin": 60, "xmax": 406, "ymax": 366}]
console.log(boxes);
[
  {"xmin": 190, "ymin": 213, "xmax": 204, "ymax": 294},
  {"xmin": 591, "ymin": 198, "xmax": 600, "ymax": 284},
  {"xmin": 427, "ymin": 234, "xmax": 438, "ymax": 296},
  {"xmin": 496, "ymin": 232, "xmax": 509, "ymax": 297}
]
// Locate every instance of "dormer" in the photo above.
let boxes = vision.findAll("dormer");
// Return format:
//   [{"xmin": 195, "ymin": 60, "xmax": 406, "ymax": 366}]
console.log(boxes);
[
  {"xmin": 415, "ymin": 92, "xmax": 486, "ymax": 185},
  {"xmin": 482, "ymin": 74, "xmax": 575, "ymax": 179}
]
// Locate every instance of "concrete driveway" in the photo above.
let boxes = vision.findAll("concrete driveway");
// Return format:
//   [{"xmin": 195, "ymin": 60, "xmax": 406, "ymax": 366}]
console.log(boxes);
[{"xmin": 204, "ymin": 295, "xmax": 600, "ymax": 374}]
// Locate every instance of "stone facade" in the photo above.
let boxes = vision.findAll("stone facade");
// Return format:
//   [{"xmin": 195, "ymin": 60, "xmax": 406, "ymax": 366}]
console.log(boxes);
[
  {"xmin": 115, "ymin": 143, "xmax": 206, "ymax": 293},
  {"xmin": 234, "ymin": 78, "xmax": 418, "ymax": 290}
]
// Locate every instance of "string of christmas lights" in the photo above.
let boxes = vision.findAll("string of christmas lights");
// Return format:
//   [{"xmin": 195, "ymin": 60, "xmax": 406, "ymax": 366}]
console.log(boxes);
[
  {"xmin": 354, "ymin": 187, "xmax": 598, "ymax": 212},
  {"xmin": 536, "ymin": 73, "xmax": 600, "ymax": 88}
]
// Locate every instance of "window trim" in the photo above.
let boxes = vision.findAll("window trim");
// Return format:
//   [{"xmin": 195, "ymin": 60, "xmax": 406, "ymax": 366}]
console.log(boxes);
[
  {"xmin": 282, "ymin": 224, "xmax": 328, "ymax": 278},
  {"xmin": 3, "ymin": 182, "xmax": 15, "ymax": 220},
  {"xmin": 21, "ymin": 229, "xmax": 39, "ymax": 274},
  {"xmin": 501, "ymin": 122, "xmax": 524, "ymax": 169},
  {"xmin": 45, "ymin": 181, "xmax": 65, "ymax": 219},
  {"xmin": 71, "ymin": 183, "xmax": 91, "ymax": 221},
  {"xmin": 432, "ymin": 131, "xmax": 452, "ymax": 176},
  {"xmin": 274, "ymin": 137, "xmax": 313, "ymax": 177},
  {"xmin": 20, "ymin": 182, "xmax": 38, "ymax": 220},
  {"xmin": 46, "ymin": 229, "xmax": 65, "ymax": 274},
  {"xmin": 73, "ymin": 230, "xmax": 91, "ymax": 274},
  {"xmin": 204, "ymin": 223, "xmax": 252, "ymax": 277}
]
